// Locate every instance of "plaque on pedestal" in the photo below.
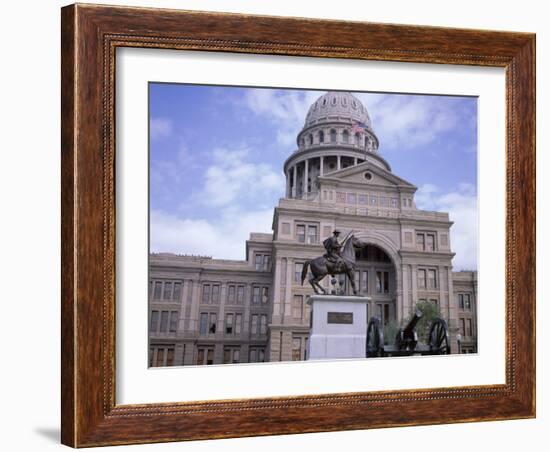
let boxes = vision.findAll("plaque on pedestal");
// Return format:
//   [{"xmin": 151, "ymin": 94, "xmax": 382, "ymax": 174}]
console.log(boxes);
[{"xmin": 306, "ymin": 294, "xmax": 371, "ymax": 360}]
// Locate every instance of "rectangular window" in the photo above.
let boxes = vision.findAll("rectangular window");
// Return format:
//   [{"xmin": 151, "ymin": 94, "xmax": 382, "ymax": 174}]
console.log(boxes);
[
  {"xmin": 292, "ymin": 295, "xmax": 303, "ymax": 319},
  {"xmin": 260, "ymin": 315, "xmax": 267, "ymax": 335},
  {"xmin": 467, "ymin": 319, "xmax": 473, "ymax": 337},
  {"xmin": 150, "ymin": 310, "xmax": 159, "ymax": 332},
  {"xmin": 418, "ymin": 269, "xmax": 427, "ymax": 289},
  {"xmin": 163, "ymin": 282, "xmax": 173, "ymax": 300},
  {"xmin": 458, "ymin": 293, "xmax": 464, "ymax": 309},
  {"xmin": 370, "ymin": 195, "xmax": 377, "ymax": 206},
  {"xmin": 156, "ymin": 348, "xmax": 165, "ymax": 367},
  {"xmin": 211, "ymin": 284, "xmax": 220, "ymax": 303},
  {"xmin": 426, "ymin": 234, "xmax": 435, "ymax": 251},
  {"xmin": 261, "ymin": 287, "xmax": 269, "ymax": 304},
  {"xmin": 391, "ymin": 198, "xmax": 398, "ymax": 208},
  {"xmin": 307, "ymin": 225, "xmax": 318, "ymax": 244},
  {"xmin": 263, "ymin": 255, "xmax": 271, "ymax": 271},
  {"xmin": 206, "ymin": 349, "xmax": 214, "ymax": 365},
  {"xmin": 416, "ymin": 233, "xmax": 425, "ymax": 251},
  {"xmin": 255, "ymin": 254, "xmax": 263, "ymax": 270},
  {"xmin": 235, "ymin": 313, "xmax": 242, "ymax": 334},
  {"xmin": 249, "ymin": 349, "xmax": 257, "ymax": 363},
  {"xmin": 202, "ymin": 284, "xmax": 210, "ymax": 303},
  {"xmin": 207, "ymin": 313, "xmax": 216, "ymax": 334},
  {"xmin": 166, "ymin": 348, "xmax": 175, "ymax": 366},
  {"xmin": 223, "ymin": 349, "xmax": 231, "ymax": 364},
  {"xmin": 228, "ymin": 285, "xmax": 236, "ymax": 303},
  {"xmin": 160, "ymin": 311, "xmax": 169, "ymax": 332},
  {"xmin": 197, "ymin": 348, "xmax": 204, "ymax": 365},
  {"xmin": 199, "ymin": 312, "xmax": 208, "ymax": 335},
  {"xmin": 354, "ymin": 270, "xmax": 360, "ymax": 289},
  {"xmin": 226, "ymin": 313, "xmax": 234, "ymax": 334},
  {"xmin": 258, "ymin": 349, "xmax": 265, "ymax": 362},
  {"xmin": 173, "ymin": 282, "xmax": 182, "ymax": 301},
  {"xmin": 169, "ymin": 311, "xmax": 178, "ymax": 333},
  {"xmin": 347, "ymin": 193, "xmax": 356, "ymax": 204},
  {"xmin": 153, "ymin": 281, "xmax": 162, "ymax": 300},
  {"xmin": 358, "ymin": 194, "xmax": 368, "ymax": 205},
  {"xmin": 464, "ymin": 294, "xmax": 471, "ymax": 309},
  {"xmin": 251, "ymin": 314, "xmax": 258, "ymax": 335},
  {"xmin": 232, "ymin": 349, "xmax": 240, "ymax": 364},
  {"xmin": 237, "ymin": 285, "xmax": 244, "ymax": 304},
  {"xmin": 362, "ymin": 270, "xmax": 368, "ymax": 292},
  {"xmin": 428, "ymin": 269, "xmax": 437, "ymax": 289},
  {"xmin": 379, "ymin": 196, "xmax": 387, "ymax": 207},
  {"xmin": 296, "ymin": 224, "xmax": 306, "ymax": 243},
  {"xmin": 295, "ymin": 262, "xmax": 304, "ymax": 283},
  {"xmin": 292, "ymin": 338, "xmax": 302, "ymax": 361},
  {"xmin": 376, "ymin": 271, "xmax": 389, "ymax": 294},
  {"xmin": 460, "ymin": 318, "xmax": 466, "ymax": 336},
  {"xmin": 252, "ymin": 286, "xmax": 260, "ymax": 304}
]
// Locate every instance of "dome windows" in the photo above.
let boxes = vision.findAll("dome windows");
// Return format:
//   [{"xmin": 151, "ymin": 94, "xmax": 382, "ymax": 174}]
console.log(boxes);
[
  {"xmin": 330, "ymin": 129, "xmax": 337, "ymax": 143},
  {"xmin": 319, "ymin": 130, "xmax": 325, "ymax": 143},
  {"xmin": 342, "ymin": 130, "xmax": 349, "ymax": 144},
  {"xmin": 342, "ymin": 97, "xmax": 348, "ymax": 106},
  {"xmin": 355, "ymin": 132, "xmax": 361, "ymax": 146},
  {"xmin": 331, "ymin": 96, "xmax": 337, "ymax": 105},
  {"xmin": 364, "ymin": 172, "xmax": 373, "ymax": 181},
  {"xmin": 322, "ymin": 98, "xmax": 327, "ymax": 107},
  {"xmin": 308, "ymin": 134, "xmax": 313, "ymax": 146},
  {"xmin": 352, "ymin": 100, "xmax": 357, "ymax": 109}
]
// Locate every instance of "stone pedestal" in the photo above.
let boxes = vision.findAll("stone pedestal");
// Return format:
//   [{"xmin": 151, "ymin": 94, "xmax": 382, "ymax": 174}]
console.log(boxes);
[{"xmin": 307, "ymin": 294, "xmax": 370, "ymax": 360}]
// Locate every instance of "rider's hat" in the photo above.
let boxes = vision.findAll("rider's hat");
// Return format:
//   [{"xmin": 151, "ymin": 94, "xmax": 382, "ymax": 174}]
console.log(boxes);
[{"xmin": 333, "ymin": 229, "xmax": 341, "ymax": 235}]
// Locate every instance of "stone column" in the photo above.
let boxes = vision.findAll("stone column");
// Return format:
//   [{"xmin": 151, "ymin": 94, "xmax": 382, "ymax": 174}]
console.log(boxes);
[
  {"xmin": 292, "ymin": 165, "xmax": 297, "ymax": 198},
  {"xmin": 320, "ymin": 155, "xmax": 324, "ymax": 176},
  {"xmin": 411, "ymin": 265, "xmax": 418, "ymax": 315},
  {"xmin": 354, "ymin": 157, "xmax": 358, "ymax": 166},
  {"xmin": 303, "ymin": 159, "xmax": 309, "ymax": 197},
  {"xmin": 285, "ymin": 170, "xmax": 291, "ymax": 198},
  {"xmin": 337, "ymin": 155, "xmax": 341, "ymax": 171}
]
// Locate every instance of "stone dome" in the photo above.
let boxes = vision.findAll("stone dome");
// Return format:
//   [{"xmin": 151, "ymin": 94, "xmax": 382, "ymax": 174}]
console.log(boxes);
[{"xmin": 305, "ymin": 91, "xmax": 372, "ymax": 129}]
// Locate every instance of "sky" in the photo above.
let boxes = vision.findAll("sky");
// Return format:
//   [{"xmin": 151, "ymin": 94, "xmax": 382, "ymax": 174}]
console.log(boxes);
[{"xmin": 149, "ymin": 84, "xmax": 478, "ymax": 270}]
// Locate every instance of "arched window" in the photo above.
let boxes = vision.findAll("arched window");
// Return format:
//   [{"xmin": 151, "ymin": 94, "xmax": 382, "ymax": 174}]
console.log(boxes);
[
  {"xmin": 342, "ymin": 130, "xmax": 349, "ymax": 144},
  {"xmin": 355, "ymin": 133, "xmax": 361, "ymax": 146},
  {"xmin": 330, "ymin": 129, "xmax": 337, "ymax": 143},
  {"xmin": 365, "ymin": 136, "xmax": 369, "ymax": 149},
  {"xmin": 308, "ymin": 134, "xmax": 313, "ymax": 146},
  {"xmin": 319, "ymin": 130, "xmax": 324, "ymax": 143},
  {"xmin": 300, "ymin": 138, "xmax": 305, "ymax": 148}
]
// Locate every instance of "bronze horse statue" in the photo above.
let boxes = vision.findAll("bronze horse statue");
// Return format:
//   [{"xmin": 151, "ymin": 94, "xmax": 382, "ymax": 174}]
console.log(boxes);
[{"xmin": 301, "ymin": 235, "xmax": 367, "ymax": 295}]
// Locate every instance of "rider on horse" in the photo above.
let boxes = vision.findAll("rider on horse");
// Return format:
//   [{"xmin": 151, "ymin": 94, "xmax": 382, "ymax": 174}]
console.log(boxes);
[{"xmin": 323, "ymin": 229, "xmax": 343, "ymax": 270}]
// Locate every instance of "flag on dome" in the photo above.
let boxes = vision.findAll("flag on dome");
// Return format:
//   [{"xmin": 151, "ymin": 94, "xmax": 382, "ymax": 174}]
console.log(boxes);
[{"xmin": 351, "ymin": 121, "xmax": 366, "ymax": 133}]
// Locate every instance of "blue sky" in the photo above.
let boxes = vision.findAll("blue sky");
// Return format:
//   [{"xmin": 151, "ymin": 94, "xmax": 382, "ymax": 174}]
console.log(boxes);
[{"xmin": 149, "ymin": 84, "xmax": 478, "ymax": 270}]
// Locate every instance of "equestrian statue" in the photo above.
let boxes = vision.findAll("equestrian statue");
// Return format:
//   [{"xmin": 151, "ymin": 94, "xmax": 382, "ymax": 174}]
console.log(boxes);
[{"xmin": 301, "ymin": 229, "xmax": 367, "ymax": 295}]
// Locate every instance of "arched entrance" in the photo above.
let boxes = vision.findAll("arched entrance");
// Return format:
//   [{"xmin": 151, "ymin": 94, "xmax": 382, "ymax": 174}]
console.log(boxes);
[{"xmin": 341, "ymin": 240, "xmax": 399, "ymax": 327}]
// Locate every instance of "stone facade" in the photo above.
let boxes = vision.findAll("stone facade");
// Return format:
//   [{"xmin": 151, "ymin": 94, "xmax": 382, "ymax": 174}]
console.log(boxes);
[{"xmin": 149, "ymin": 91, "xmax": 478, "ymax": 367}]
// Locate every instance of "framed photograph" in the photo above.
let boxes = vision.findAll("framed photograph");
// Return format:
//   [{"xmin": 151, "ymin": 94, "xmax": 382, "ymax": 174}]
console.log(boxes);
[{"xmin": 61, "ymin": 3, "xmax": 535, "ymax": 447}]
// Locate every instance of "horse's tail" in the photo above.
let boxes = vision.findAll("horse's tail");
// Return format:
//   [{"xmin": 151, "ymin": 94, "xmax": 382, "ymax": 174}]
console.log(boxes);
[{"xmin": 301, "ymin": 260, "xmax": 310, "ymax": 286}]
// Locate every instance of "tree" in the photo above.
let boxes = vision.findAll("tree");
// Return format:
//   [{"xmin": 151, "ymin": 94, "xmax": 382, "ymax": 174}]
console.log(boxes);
[{"xmin": 408, "ymin": 301, "xmax": 441, "ymax": 343}]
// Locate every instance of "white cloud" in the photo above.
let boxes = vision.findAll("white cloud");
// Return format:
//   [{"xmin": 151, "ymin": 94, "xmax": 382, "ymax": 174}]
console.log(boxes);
[
  {"xmin": 198, "ymin": 147, "xmax": 285, "ymax": 207},
  {"xmin": 415, "ymin": 183, "xmax": 478, "ymax": 271},
  {"xmin": 150, "ymin": 208, "xmax": 273, "ymax": 260},
  {"xmin": 242, "ymin": 89, "xmax": 320, "ymax": 147},
  {"xmin": 150, "ymin": 117, "xmax": 173, "ymax": 139},
  {"xmin": 355, "ymin": 93, "xmax": 459, "ymax": 150}
]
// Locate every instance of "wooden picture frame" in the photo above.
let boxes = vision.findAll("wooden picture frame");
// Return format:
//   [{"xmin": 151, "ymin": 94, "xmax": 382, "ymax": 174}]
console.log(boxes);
[{"xmin": 61, "ymin": 3, "xmax": 535, "ymax": 447}]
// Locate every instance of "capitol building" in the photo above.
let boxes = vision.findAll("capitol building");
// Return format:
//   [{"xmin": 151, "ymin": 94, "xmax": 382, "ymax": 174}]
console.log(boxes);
[{"xmin": 148, "ymin": 91, "xmax": 478, "ymax": 367}]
